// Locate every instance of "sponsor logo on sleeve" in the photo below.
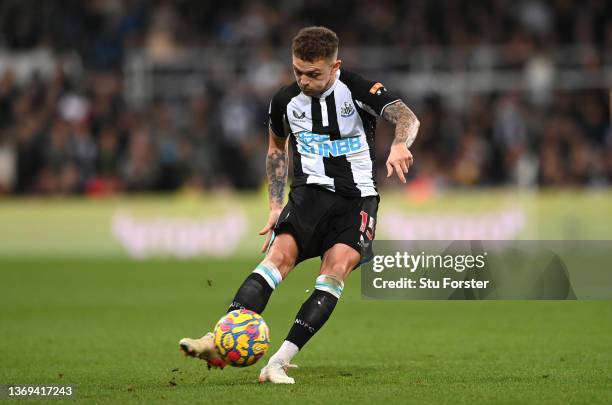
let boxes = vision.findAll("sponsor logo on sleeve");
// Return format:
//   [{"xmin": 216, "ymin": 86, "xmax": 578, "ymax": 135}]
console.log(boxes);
[{"xmin": 369, "ymin": 82, "xmax": 385, "ymax": 95}]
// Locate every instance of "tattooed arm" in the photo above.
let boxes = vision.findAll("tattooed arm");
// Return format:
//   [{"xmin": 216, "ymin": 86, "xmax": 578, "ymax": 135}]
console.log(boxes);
[
  {"xmin": 381, "ymin": 101, "xmax": 420, "ymax": 183},
  {"xmin": 383, "ymin": 101, "xmax": 420, "ymax": 148},
  {"xmin": 259, "ymin": 128, "xmax": 289, "ymax": 252},
  {"xmin": 266, "ymin": 131, "xmax": 288, "ymax": 209}
]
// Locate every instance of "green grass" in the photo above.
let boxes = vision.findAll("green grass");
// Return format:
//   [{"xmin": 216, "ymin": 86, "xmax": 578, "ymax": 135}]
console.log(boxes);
[{"xmin": 1, "ymin": 258, "xmax": 611, "ymax": 404}]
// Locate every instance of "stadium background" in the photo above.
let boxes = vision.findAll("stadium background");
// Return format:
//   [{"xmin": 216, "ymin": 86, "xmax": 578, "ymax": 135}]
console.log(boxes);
[{"xmin": 1, "ymin": 1, "xmax": 611, "ymax": 403}]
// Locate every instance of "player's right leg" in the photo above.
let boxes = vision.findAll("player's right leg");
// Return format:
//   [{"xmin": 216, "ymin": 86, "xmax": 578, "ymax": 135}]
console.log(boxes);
[{"xmin": 179, "ymin": 233, "xmax": 299, "ymax": 368}]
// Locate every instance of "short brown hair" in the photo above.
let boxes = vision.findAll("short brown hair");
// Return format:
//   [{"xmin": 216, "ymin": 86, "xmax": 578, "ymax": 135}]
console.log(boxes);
[{"xmin": 292, "ymin": 26, "xmax": 339, "ymax": 62}]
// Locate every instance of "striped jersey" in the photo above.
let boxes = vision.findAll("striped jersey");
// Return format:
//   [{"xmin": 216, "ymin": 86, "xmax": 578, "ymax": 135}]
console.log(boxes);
[{"xmin": 268, "ymin": 69, "xmax": 400, "ymax": 198}]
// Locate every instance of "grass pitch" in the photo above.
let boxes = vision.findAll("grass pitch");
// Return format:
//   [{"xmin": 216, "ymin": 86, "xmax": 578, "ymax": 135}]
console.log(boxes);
[{"xmin": 1, "ymin": 257, "xmax": 611, "ymax": 404}]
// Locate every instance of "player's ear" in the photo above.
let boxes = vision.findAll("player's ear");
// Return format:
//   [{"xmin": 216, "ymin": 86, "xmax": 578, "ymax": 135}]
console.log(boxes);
[{"xmin": 331, "ymin": 59, "xmax": 341, "ymax": 73}]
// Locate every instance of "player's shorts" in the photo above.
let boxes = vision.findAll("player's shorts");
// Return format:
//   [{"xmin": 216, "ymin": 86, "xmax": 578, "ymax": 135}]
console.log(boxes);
[{"xmin": 272, "ymin": 185, "xmax": 379, "ymax": 266}]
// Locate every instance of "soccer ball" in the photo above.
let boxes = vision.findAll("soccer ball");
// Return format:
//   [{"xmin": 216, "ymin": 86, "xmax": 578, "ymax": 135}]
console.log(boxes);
[{"xmin": 213, "ymin": 309, "xmax": 270, "ymax": 367}]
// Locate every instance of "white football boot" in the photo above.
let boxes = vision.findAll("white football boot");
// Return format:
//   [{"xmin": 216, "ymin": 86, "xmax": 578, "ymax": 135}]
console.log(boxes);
[
  {"xmin": 258, "ymin": 361, "xmax": 298, "ymax": 384},
  {"xmin": 179, "ymin": 332, "xmax": 226, "ymax": 369}
]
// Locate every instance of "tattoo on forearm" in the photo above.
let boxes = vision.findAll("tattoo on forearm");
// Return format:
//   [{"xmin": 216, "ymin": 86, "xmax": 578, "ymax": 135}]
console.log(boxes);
[
  {"xmin": 266, "ymin": 150, "xmax": 287, "ymax": 207},
  {"xmin": 382, "ymin": 101, "xmax": 420, "ymax": 148}
]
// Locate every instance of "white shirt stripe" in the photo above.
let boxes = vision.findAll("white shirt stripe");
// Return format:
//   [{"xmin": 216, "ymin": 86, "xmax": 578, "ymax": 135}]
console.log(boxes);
[{"xmin": 319, "ymin": 97, "xmax": 329, "ymax": 127}]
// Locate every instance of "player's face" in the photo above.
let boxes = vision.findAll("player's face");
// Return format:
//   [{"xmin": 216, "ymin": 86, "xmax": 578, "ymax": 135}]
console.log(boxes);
[{"xmin": 292, "ymin": 56, "xmax": 341, "ymax": 96}]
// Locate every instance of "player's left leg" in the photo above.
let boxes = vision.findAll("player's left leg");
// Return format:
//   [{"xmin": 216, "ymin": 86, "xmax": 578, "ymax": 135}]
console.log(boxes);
[{"xmin": 259, "ymin": 243, "xmax": 359, "ymax": 384}]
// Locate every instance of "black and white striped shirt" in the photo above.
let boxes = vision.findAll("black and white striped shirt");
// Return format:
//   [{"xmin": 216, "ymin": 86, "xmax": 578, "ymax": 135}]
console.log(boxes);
[{"xmin": 269, "ymin": 69, "xmax": 400, "ymax": 198}]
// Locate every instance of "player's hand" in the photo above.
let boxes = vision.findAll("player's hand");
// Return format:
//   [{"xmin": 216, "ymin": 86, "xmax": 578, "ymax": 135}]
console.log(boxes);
[
  {"xmin": 259, "ymin": 208, "xmax": 282, "ymax": 253},
  {"xmin": 386, "ymin": 143, "xmax": 414, "ymax": 184}
]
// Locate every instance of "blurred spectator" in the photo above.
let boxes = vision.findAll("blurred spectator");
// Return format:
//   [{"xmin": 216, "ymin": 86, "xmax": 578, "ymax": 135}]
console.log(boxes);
[{"xmin": 121, "ymin": 126, "xmax": 158, "ymax": 191}]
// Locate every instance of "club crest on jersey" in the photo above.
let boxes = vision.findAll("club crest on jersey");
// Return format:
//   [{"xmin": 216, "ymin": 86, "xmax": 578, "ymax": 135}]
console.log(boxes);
[
  {"xmin": 340, "ymin": 102, "xmax": 355, "ymax": 117},
  {"xmin": 292, "ymin": 110, "xmax": 306, "ymax": 120}
]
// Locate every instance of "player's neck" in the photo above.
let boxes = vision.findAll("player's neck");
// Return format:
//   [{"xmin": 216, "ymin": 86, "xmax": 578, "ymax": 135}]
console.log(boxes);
[{"xmin": 315, "ymin": 71, "xmax": 338, "ymax": 97}]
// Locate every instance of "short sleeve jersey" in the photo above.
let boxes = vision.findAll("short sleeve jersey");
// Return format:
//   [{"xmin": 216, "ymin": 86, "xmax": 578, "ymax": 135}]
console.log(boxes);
[{"xmin": 269, "ymin": 69, "xmax": 400, "ymax": 197}]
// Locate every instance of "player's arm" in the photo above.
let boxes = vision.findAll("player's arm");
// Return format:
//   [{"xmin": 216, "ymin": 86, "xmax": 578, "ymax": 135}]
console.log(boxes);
[
  {"xmin": 382, "ymin": 101, "xmax": 420, "ymax": 183},
  {"xmin": 258, "ymin": 128, "xmax": 288, "ymax": 252},
  {"xmin": 341, "ymin": 70, "xmax": 420, "ymax": 184}
]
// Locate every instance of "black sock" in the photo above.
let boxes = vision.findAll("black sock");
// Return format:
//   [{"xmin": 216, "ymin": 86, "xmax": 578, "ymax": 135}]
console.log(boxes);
[
  {"xmin": 227, "ymin": 273, "xmax": 273, "ymax": 315},
  {"xmin": 285, "ymin": 289, "xmax": 338, "ymax": 349}
]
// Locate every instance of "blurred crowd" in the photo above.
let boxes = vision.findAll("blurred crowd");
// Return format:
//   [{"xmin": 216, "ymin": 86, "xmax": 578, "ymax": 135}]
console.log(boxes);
[{"xmin": 0, "ymin": 0, "xmax": 611, "ymax": 195}]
